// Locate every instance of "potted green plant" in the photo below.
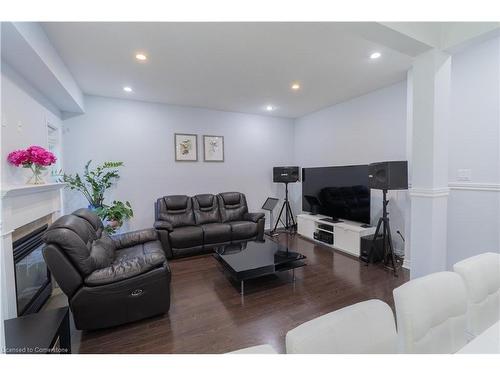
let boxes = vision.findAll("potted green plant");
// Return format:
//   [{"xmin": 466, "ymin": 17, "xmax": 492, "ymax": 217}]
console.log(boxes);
[
  {"xmin": 61, "ymin": 160, "xmax": 124, "ymax": 209},
  {"xmin": 97, "ymin": 201, "xmax": 134, "ymax": 234},
  {"xmin": 61, "ymin": 160, "xmax": 134, "ymax": 232}
]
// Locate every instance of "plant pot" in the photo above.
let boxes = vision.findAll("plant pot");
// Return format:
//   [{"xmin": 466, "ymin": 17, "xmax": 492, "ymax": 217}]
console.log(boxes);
[{"xmin": 108, "ymin": 220, "xmax": 120, "ymax": 228}]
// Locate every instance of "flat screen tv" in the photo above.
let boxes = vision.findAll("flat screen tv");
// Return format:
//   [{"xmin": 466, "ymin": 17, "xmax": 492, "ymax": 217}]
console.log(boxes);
[{"xmin": 302, "ymin": 165, "xmax": 370, "ymax": 224}]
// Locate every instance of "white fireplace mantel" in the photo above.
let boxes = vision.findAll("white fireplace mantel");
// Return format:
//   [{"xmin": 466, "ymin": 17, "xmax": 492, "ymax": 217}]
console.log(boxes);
[
  {"xmin": 1, "ymin": 182, "xmax": 66, "ymax": 199},
  {"xmin": 1, "ymin": 181, "xmax": 65, "ymax": 328},
  {"xmin": 1, "ymin": 182, "xmax": 65, "ymax": 235}
]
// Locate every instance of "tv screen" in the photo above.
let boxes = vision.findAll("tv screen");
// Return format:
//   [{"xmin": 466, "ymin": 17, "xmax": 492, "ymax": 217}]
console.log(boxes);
[{"xmin": 302, "ymin": 165, "xmax": 370, "ymax": 224}]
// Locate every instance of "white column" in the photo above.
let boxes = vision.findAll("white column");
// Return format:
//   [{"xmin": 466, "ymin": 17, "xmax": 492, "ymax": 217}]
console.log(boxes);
[
  {"xmin": 403, "ymin": 69, "xmax": 413, "ymax": 270},
  {"xmin": 409, "ymin": 49, "xmax": 452, "ymax": 278}
]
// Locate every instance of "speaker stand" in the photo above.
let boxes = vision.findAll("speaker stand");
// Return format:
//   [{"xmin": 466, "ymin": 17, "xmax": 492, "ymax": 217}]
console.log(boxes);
[
  {"xmin": 272, "ymin": 182, "xmax": 296, "ymax": 234},
  {"xmin": 265, "ymin": 209, "xmax": 279, "ymax": 237},
  {"xmin": 367, "ymin": 189, "xmax": 398, "ymax": 276}
]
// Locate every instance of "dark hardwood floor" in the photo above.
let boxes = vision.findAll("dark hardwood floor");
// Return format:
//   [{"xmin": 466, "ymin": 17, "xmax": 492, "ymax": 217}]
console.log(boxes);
[{"xmin": 71, "ymin": 233, "xmax": 409, "ymax": 354}]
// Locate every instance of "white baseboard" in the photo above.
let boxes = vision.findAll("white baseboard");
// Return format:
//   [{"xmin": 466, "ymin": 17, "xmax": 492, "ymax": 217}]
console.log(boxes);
[{"xmin": 402, "ymin": 258, "xmax": 410, "ymax": 270}]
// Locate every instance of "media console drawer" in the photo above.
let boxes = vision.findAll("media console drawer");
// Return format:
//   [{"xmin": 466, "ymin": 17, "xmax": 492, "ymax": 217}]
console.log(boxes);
[{"xmin": 297, "ymin": 214, "xmax": 375, "ymax": 258}]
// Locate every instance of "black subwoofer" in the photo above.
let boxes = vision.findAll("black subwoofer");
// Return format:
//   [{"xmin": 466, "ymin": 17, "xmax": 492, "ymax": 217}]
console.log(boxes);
[
  {"xmin": 360, "ymin": 234, "xmax": 384, "ymax": 263},
  {"xmin": 368, "ymin": 161, "xmax": 408, "ymax": 190}
]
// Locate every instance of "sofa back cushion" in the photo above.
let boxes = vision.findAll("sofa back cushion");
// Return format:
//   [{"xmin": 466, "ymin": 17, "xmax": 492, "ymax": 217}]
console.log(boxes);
[
  {"xmin": 193, "ymin": 194, "xmax": 220, "ymax": 224},
  {"xmin": 156, "ymin": 195, "xmax": 195, "ymax": 227},
  {"xmin": 218, "ymin": 192, "xmax": 248, "ymax": 223},
  {"xmin": 393, "ymin": 271, "xmax": 467, "ymax": 353},
  {"xmin": 453, "ymin": 252, "xmax": 500, "ymax": 336},
  {"xmin": 43, "ymin": 209, "xmax": 114, "ymax": 276}
]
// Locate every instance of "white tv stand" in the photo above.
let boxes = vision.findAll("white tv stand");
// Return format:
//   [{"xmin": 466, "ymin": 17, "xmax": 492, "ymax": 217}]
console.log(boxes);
[{"xmin": 297, "ymin": 213, "xmax": 376, "ymax": 258}]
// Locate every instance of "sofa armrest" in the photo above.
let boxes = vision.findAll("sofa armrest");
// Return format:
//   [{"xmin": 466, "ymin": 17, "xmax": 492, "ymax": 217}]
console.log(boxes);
[
  {"xmin": 244, "ymin": 212, "xmax": 265, "ymax": 223},
  {"xmin": 154, "ymin": 220, "xmax": 174, "ymax": 232},
  {"xmin": 112, "ymin": 228, "xmax": 158, "ymax": 249}
]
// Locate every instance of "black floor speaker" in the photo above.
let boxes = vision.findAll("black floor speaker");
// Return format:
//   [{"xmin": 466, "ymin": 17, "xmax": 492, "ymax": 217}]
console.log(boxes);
[
  {"xmin": 273, "ymin": 166, "xmax": 299, "ymax": 183},
  {"xmin": 360, "ymin": 234, "xmax": 384, "ymax": 263}
]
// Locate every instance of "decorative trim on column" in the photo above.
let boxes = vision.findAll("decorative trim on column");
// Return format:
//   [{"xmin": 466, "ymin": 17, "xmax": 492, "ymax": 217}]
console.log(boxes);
[
  {"xmin": 409, "ymin": 187, "xmax": 450, "ymax": 197},
  {"xmin": 448, "ymin": 182, "xmax": 500, "ymax": 192}
]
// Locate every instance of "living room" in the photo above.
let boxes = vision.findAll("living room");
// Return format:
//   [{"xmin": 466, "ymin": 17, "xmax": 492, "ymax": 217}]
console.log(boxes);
[{"xmin": 1, "ymin": 1, "xmax": 499, "ymax": 373}]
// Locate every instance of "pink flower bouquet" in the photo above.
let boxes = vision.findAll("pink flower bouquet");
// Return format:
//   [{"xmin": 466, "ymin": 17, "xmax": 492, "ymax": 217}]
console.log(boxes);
[{"xmin": 7, "ymin": 146, "xmax": 57, "ymax": 184}]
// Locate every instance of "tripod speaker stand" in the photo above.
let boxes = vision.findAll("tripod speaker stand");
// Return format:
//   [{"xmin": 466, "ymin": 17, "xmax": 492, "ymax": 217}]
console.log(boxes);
[
  {"xmin": 272, "ymin": 182, "xmax": 296, "ymax": 234},
  {"xmin": 367, "ymin": 161, "xmax": 408, "ymax": 277},
  {"xmin": 367, "ymin": 189, "xmax": 398, "ymax": 276}
]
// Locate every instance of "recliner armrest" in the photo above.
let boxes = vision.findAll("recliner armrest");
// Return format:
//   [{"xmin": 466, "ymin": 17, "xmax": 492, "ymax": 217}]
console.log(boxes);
[
  {"xmin": 154, "ymin": 220, "xmax": 174, "ymax": 232},
  {"xmin": 112, "ymin": 228, "xmax": 158, "ymax": 249},
  {"xmin": 243, "ymin": 212, "xmax": 265, "ymax": 223}
]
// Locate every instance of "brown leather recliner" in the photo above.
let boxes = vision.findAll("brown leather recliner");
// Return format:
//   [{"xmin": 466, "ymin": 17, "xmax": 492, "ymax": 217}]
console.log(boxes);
[
  {"xmin": 154, "ymin": 192, "xmax": 265, "ymax": 259},
  {"xmin": 42, "ymin": 208, "xmax": 171, "ymax": 330}
]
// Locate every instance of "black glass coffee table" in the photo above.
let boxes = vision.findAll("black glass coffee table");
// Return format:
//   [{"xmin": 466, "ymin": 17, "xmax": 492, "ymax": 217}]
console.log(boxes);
[{"xmin": 213, "ymin": 240, "xmax": 306, "ymax": 295}]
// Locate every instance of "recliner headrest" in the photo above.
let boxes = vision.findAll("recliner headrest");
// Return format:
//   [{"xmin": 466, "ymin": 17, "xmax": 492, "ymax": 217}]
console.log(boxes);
[
  {"xmin": 194, "ymin": 194, "xmax": 216, "ymax": 209},
  {"xmin": 43, "ymin": 213, "xmax": 104, "ymax": 275},
  {"xmin": 72, "ymin": 208, "xmax": 103, "ymax": 231},
  {"xmin": 220, "ymin": 192, "xmax": 241, "ymax": 206},
  {"xmin": 164, "ymin": 195, "xmax": 190, "ymax": 211}
]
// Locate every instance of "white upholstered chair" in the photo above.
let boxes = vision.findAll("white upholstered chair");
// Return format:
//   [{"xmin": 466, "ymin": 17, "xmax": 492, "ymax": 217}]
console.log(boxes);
[
  {"xmin": 227, "ymin": 344, "xmax": 278, "ymax": 354},
  {"xmin": 393, "ymin": 271, "xmax": 468, "ymax": 353},
  {"xmin": 453, "ymin": 252, "xmax": 500, "ymax": 337},
  {"xmin": 285, "ymin": 299, "xmax": 397, "ymax": 354}
]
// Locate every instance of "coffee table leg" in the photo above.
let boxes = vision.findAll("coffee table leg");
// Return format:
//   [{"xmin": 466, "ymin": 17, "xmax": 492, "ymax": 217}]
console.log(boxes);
[{"xmin": 240, "ymin": 280, "xmax": 244, "ymax": 295}]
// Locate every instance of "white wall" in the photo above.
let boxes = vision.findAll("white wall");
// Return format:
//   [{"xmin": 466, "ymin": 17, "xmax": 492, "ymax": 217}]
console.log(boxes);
[
  {"xmin": 1, "ymin": 62, "xmax": 63, "ymax": 186},
  {"xmin": 446, "ymin": 36, "xmax": 500, "ymax": 267},
  {"xmin": 292, "ymin": 82, "xmax": 408, "ymax": 255},
  {"xmin": 62, "ymin": 96, "xmax": 295, "ymax": 231}
]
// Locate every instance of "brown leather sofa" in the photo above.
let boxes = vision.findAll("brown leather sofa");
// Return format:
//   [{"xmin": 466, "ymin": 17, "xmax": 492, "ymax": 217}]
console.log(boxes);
[{"xmin": 154, "ymin": 192, "xmax": 265, "ymax": 259}]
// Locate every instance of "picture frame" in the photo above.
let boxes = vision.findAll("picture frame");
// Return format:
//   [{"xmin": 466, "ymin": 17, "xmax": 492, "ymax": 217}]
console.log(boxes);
[
  {"xmin": 175, "ymin": 133, "xmax": 198, "ymax": 161},
  {"xmin": 203, "ymin": 135, "xmax": 224, "ymax": 162}
]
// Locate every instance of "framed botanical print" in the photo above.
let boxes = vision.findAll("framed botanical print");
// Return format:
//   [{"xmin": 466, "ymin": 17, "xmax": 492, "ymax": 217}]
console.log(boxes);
[
  {"xmin": 203, "ymin": 135, "xmax": 224, "ymax": 162},
  {"xmin": 175, "ymin": 133, "xmax": 198, "ymax": 161}
]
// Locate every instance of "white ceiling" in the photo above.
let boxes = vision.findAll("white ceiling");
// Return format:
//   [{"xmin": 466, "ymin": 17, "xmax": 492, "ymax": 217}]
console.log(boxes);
[{"xmin": 42, "ymin": 22, "xmax": 414, "ymax": 118}]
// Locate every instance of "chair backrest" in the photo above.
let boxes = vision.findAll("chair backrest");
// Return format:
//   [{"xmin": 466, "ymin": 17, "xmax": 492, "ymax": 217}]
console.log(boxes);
[
  {"xmin": 453, "ymin": 252, "xmax": 500, "ymax": 337},
  {"xmin": 156, "ymin": 195, "xmax": 195, "ymax": 227},
  {"xmin": 285, "ymin": 299, "xmax": 397, "ymax": 354},
  {"xmin": 217, "ymin": 192, "xmax": 248, "ymax": 223},
  {"xmin": 193, "ymin": 194, "xmax": 220, "ymax": 224},
  {"xmin": 393, "ymin": 271, "xmax": 467, "ymax": 353},
  {"xmin": 43, "ymin": 209, "xmax": 112, "ymax": 276}
]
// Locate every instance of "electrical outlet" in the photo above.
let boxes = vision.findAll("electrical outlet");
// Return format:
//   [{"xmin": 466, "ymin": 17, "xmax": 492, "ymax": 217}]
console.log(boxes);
[{"xmin": 457, "ymin": 169, "xmax": 472, "ymax": 181}]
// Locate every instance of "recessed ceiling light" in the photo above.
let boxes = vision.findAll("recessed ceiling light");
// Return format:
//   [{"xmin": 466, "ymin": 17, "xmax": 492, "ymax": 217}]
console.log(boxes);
[
  {"xmin": 291, "ymin": 83, "xmax": 301, "ymax": 91},
  {"xmin": 123, "ymin": 86, "xmax": 133, "ymax": 93},
  {"xmin": 266, "ymin": 105, "xmax": 274, "ymax": 111},
  {"xmin": 135, "ymin": 53, "xmax": 147, "ymax": 61},
  {"xmin": 370, "ymin": 52, "xmax": 381, "ymax": 59}
]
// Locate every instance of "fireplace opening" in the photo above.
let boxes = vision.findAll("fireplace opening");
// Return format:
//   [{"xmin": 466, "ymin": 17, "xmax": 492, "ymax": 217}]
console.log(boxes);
[{"xmin": 13, "ymin": 224, "xmax": 52, "ymax": 316}]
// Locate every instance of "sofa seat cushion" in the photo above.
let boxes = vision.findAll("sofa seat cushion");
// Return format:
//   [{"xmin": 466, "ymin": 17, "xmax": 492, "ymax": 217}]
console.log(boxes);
[
  {"xmin": 201, "ymin": 223, "xmax": 231, "ymax": 244},
  {"xmin": 84, "ymin": 241, "xmax": 165, "ymax": 286},
  {"xmin": 229, "ymin": 221, "xmax": 258, "ymax": 240},
  {"xmin": 169, "ymin": 226, "xmax": 204, "ymax": 249}
]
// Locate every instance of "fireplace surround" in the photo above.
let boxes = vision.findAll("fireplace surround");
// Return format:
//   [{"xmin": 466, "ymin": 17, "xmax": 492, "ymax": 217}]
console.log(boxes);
[{"xmin": 1, "ymin": 182, "xmax": 65, "ymax": 348}]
